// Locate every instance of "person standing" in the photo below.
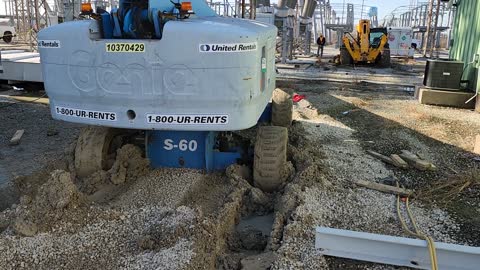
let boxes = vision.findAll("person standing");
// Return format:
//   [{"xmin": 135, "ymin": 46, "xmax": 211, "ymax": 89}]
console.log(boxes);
[{"xmin": 316, "ymin": 34, "xmax": 326, "ymax": 57}]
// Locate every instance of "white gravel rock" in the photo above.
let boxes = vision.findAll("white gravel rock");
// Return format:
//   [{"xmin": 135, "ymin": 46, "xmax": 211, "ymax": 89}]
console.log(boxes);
[{"xmin": 120, "ymin": 239, "xmax": 194, "ymax": 270}]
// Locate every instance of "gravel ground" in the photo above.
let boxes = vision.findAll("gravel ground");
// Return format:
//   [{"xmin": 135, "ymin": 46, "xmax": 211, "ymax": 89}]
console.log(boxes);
[
  {"xmin": 0, "ymin": 164, "xmax": 229, "ymax": 269},
  {"xmin": 272, "ymin": 111, "xmax": 462, "ymax": 269},
  {"xmin": 271, "ymin": 72, "xmax": 480, "ymax": 269},
  {"xmin": 0, "ymin": 203, "xmax": 197, "ymax": 270},
  {"xmin": 277, "ymin": 46, "xmax": 425, "ymax": 87},
  {"xmin": 112, "ymin": 168, "xmax": 205, "ymax": 208}
]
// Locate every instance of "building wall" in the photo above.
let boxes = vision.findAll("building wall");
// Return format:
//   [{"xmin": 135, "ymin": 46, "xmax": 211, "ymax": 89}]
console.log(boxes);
[{"xmin": 449, "ymin": 0, "xmax": 480, "ymax": 92}]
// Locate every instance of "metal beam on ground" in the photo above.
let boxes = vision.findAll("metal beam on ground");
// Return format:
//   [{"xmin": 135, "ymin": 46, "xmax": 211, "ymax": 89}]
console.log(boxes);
[{"xmin": 315, "ymin": 227, "xmax": 480, "ymax": 270}]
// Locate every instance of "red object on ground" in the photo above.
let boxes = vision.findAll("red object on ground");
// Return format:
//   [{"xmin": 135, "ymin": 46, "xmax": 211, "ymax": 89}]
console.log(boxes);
[{"xmin": 292, "ymin": 94, "xmax": 306, "ymax": 103}]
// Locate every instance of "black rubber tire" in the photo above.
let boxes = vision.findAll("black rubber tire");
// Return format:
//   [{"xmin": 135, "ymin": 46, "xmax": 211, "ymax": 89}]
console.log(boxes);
[
  {"xmin": 340, "ymin": 46, "xmax": 352, "ymax": 65},
  {"xmin": 271, "ymin": 88, "xmax": 293, "ymax": 127},
  {"xmin": 379, "ymin": 48, "xmax": 391, "ymax": 68},
  {"xmin": 253, "ymin": 126, "xmax": 288, "ymax": 192},
  {"xmin": 75, "ymin": 126, "xmax": 118, "ymax": 178},
  {"xmin": 3, "ymin": 32, "xmax": 12, "ymax": 43}
]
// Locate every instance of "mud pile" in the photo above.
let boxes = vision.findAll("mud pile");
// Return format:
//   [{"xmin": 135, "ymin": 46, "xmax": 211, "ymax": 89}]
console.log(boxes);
[
  {"xmin": 0, "ymin": 131, "xmax": 290, "ymax": 270},
  {"xmin": 79, "ymin": 144, "xmax": 150, "ymax": 195},
  {"xmin": 12, "ymin": 170, "xmax": 82, "ymax": 236},
  {"xmin": 0, "ymin": 109, "xmax": 321, "ymax": 270}
]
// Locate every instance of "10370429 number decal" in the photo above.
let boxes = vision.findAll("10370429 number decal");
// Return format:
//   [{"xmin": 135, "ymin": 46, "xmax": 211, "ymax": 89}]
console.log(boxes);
[
  {"xmin": 163, "ymin": 139, "xmax": 198, "ymax": 152},
  {"xmin": 105, "ymin": 43, "xmax": 145, "ymax": 52}
]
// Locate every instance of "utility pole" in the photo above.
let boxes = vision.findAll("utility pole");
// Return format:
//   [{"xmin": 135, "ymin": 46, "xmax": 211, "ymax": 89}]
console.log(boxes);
[
  {"xmin": 361, "ymin": 0, "xmax": 364, "ymax": 19},
  {"xmin": 422, "ymin": 0, "xmax": 434, "ymax": 57},
  {"xmin": 241, "ymin": 0, "xmax": 245, "ymax": 18},
  {"xmin": 249, "ymin": 0, "xmax": 255, "ymax": 19},
  {"xmin": 430, "ymin": 0, "xmax": 441, "ymax": 58},
  {"xmin": 319, "ymin": 0, "xmax": 324, "ymax": 36},
  {"xmin": 445, "ymin": 2, "xmax": 452, "ymax": 49}
]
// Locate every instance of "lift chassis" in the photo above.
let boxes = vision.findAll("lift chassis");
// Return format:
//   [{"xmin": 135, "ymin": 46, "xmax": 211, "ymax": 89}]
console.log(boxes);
[{"xmin": 39, "ymin": 0, "xmax": 292, "ymax": 192}]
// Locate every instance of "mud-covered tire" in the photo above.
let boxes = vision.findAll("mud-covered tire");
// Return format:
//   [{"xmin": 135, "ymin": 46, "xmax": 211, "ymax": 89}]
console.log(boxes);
[
  {"xmin": 75, "ymin": 126, "xmax": 118, "ymax": 178},
  {"xmin": 379, "ymin": 48, "xmax": 391, "ymax": 68},
  {"xmin": 253, "ymin": 126, "xmax": 288, "ymax": 192},
  {"xmin": 340, "ymin": 46, "xmax": 352, "ymax": 65},
  {"xmin": 3, "ymin": 32, "xmax": 12, "ymax": 43},
  {"xmin": 271, "ymin": 88, "xmax": 293, "ymax": 127}
]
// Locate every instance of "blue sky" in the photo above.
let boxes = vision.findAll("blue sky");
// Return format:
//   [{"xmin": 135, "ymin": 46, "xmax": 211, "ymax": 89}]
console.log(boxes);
[{"xmin": 331, "ymin": 0, "xmax": 412, "ymax": 21}]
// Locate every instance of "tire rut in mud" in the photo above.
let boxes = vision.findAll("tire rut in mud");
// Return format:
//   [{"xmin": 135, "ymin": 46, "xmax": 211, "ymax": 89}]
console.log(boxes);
[{"xmin": 214, "ymin": 121, "xmax": 327, "ymax": 270}]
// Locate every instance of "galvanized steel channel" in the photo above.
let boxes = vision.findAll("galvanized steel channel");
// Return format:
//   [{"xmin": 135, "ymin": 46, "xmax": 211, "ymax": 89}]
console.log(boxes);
[{"xmin": 316, "ymin": 227, "xmax": 480, "ymax": 270}]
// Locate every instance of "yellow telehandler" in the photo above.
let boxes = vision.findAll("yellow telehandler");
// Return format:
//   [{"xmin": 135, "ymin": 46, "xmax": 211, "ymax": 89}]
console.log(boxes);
[{"xmin": 340, "ymin": 19, "xmax": 390, "ymax": 67}]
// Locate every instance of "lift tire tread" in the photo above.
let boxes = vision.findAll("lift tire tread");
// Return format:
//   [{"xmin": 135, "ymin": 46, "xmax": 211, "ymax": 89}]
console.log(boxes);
[
  {"xmin": 340, "ymin": 46, "xmax": 353, "ymax": 65},
  {"xmin": 253, "ymin": 126, "xmax": 288, "ymax": 192},
  {"xmin": 3, "ymin": 31, "xmax": 12, "ymax": 43},
  {"xmin": 379, "ymin": 48, "xmax": 391, "ymax": 68},
  {"xmin": 272, "ymin": 88, "xmax": 293, "ymax": 127},
  {"xmin": 75, "ymin": 126, "xmax": 118, "ymax": 178}
]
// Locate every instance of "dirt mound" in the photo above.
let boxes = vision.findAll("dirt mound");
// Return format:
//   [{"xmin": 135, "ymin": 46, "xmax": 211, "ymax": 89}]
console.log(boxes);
[
  {"xmin": 110, "ymin": 144, "xmax": 150, "ymax": 184},
  {"xmin": 7, "ymin": 144, "xmax": 150, "ymax": 237},
  {"xmin": 79, "ymin": 144, "xmax": 149, "ymax": 195},
  {"xmin": 10, "ymin": 145, "xmax": 75, "ymax": 208},
  {"xmin": 13, "ymin": 170, "xmax": 83, "ymax": 236}
]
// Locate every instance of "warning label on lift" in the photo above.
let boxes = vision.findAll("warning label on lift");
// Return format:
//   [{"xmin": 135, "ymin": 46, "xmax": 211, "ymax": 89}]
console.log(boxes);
[
  {"xmin": 55, "ymin": 106, "xmax": 117, "ymax": 121},
  {"xmin": 146, "ymin": 114, "xmax": 229, "ymax": 125}
]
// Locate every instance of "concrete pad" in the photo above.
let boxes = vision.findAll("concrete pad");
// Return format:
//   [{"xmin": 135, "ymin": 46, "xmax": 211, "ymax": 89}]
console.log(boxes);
[{"xmin": 417, "ymin": 87, "xmax": 475, "ymax": 109}]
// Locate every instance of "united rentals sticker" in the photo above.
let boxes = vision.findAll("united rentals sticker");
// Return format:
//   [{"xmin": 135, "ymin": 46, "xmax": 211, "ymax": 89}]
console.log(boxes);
[
  {"xmin": 199, "ymin": 42, "xmax": 257, "ymax": 53},
  {"xmin": 38, "ymin": 40, "xmax": 61, "ymax": 48}
]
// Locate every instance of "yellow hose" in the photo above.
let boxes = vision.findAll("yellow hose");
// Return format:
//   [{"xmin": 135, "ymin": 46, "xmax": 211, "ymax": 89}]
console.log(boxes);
[{"xmin": 396, "ymin": 183, "xmax": 438, "ymax": 270}]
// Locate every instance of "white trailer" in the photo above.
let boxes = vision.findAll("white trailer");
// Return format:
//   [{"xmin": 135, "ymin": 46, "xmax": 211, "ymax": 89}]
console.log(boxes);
[{"xmin": 387, "ymin": 27, "xmax": 415, "ymax": 57}]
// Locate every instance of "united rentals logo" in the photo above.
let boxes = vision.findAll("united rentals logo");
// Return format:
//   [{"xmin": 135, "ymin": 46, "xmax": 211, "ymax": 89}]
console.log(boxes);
[
  {"xmin": 199, "ymin": 42, "xmax": 257, "ymax": 53},
  {"xmin": 38, "ymin": 40, "xmax": 61, "ymax": 49},
  {"xmin": 199, "ymin": 44, "xmax": 211, "ymax": 52}
]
